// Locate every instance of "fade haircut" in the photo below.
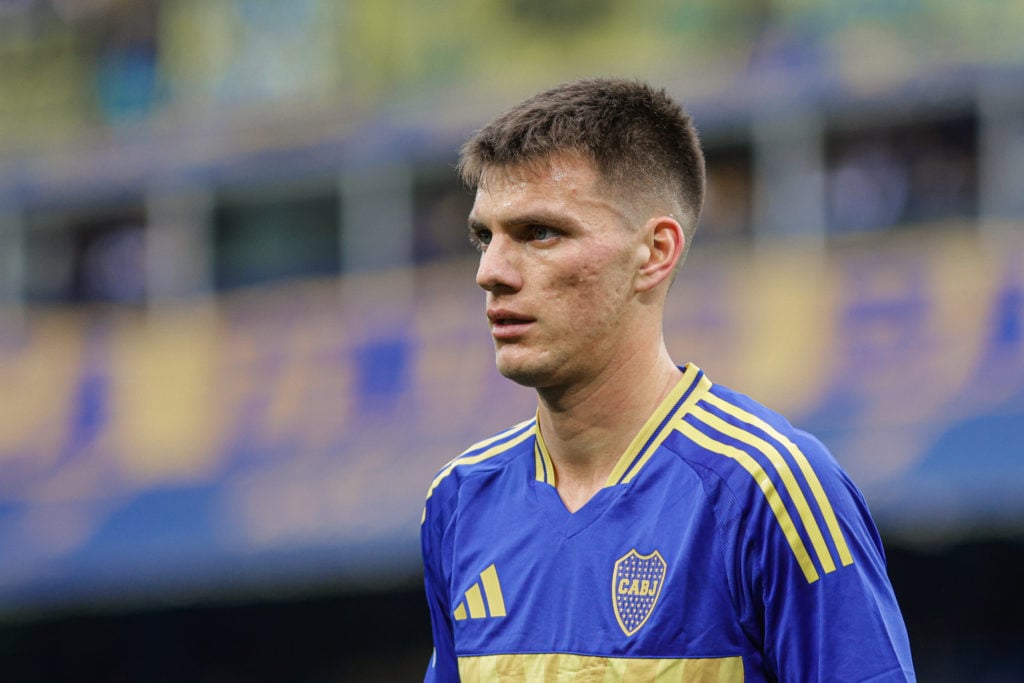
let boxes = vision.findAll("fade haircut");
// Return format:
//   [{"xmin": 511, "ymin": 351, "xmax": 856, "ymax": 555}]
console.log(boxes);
[{"xmin": 458, "ymin": 78, "xmax": 706, "ymax": 251}]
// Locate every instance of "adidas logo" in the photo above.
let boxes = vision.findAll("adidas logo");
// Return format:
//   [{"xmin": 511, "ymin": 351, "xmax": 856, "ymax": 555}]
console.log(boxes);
[{"xmin": 454, "ymin": 563, "xmax": 506, "ymax": 620}]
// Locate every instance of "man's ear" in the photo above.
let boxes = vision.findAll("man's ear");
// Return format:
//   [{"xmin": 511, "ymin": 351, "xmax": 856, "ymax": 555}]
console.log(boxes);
[{"xmin": 635, "ymin": 216, "xmax": 685, "ymax": 293}]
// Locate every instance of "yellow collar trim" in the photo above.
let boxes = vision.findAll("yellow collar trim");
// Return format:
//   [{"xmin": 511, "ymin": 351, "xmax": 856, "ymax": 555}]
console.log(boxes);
[{"xmin": 532, "ymin": 364, "xmax": 711, "ymax": 488}]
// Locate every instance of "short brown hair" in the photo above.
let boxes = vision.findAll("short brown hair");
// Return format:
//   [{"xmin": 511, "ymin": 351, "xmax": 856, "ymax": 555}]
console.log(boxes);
[{"xmin": 458, "ymin": 78, "xmax": 706, "ymax": 240}]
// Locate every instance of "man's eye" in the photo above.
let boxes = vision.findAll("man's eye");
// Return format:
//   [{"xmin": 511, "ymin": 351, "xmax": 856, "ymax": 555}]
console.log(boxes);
[
  {"xmin": 470, "ymin": 229, "xmax": 492, "ymax": 250},
  {"xmin": 528, "ymin": 225, "xmax": 556, "ymax": 241}
]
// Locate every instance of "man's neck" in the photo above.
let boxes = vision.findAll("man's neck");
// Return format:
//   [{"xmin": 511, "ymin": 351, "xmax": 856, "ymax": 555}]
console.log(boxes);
[{"xmin": 536, "ymin": 347, "xmax": 683, "ymax": 512}]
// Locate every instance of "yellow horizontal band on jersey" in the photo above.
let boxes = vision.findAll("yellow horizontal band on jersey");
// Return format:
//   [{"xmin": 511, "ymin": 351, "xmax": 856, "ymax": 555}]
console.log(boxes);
[{"xmin": 458, "ymin": 653, "xmax": 743, "ymax": 682}]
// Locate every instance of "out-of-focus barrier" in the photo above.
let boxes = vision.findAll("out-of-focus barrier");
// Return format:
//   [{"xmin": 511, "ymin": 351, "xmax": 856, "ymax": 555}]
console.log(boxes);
[{"xmin": 0, "ymin": 225, "xmax": 1021, "ymax": 609}]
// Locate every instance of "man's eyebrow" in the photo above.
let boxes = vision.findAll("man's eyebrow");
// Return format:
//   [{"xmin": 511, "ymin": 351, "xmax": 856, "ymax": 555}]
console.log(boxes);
[{"xmin": 469, "ymin": 212, "xmax": 579, "ymax": 231}]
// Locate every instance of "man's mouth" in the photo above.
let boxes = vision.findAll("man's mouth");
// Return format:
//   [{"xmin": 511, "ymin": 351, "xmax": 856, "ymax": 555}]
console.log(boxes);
[{"xmin": 487, "ymin": 310, "xmax": 535, "ymax": 337}]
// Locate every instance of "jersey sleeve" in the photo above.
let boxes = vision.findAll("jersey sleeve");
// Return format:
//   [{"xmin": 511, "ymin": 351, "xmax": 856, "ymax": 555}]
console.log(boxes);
[
  {"xmin": 421, "ymin": 490, "xmax": 459, "ymax": 682},
  {"xmin": 743, "ymin": 432, "xmax": 916, "ymax": 681}
]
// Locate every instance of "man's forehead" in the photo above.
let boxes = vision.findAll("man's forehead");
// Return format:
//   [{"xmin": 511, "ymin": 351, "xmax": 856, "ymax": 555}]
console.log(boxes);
[
  {"xmin": 469, "ymin": 157, "xmax": 635, "ymax": 230},
  {"xmin": 477, "ymin": 152, "xmax": 600, "ymax": 192}
]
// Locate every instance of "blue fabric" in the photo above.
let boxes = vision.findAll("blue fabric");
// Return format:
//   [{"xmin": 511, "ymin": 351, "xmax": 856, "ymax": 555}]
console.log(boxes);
[{"xmin": 422, "ymin": 366, "xmax": 915, "ymax": 681}]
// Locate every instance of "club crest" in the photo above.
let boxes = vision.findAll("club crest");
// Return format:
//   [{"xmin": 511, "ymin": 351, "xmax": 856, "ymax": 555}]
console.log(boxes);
[{"xmin": 612, "ymin": 548, "xmax": 667, "ymax": 636}]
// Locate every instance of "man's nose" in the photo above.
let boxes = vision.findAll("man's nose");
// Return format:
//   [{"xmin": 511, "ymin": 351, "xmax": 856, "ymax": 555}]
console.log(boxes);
[{"xmin": 476, "ymin": 236, "xmax": 522, "ymax": 292}]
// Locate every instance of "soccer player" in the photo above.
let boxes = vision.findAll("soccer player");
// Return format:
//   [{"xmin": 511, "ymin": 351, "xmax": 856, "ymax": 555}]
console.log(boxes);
[{"xmin": 421, "ymin": 78, "xmax": 915, "ymax": 681}]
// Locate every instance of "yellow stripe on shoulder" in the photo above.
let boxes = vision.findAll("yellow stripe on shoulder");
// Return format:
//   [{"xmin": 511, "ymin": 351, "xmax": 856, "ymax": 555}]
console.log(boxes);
[
  {"xmin": 678, "ymin": 420, "xmax": 821, "ymax": 583},
  {"xmin": 693, "ymin": 403, "xmax": 839, "ymax": 575},
  {"xmin": 422, "ymin": 419, "xmax": 536, "ymax": 523},
  {"xmin": 703, "ymin": 393, "xmax": 853, "ymax": 568}
]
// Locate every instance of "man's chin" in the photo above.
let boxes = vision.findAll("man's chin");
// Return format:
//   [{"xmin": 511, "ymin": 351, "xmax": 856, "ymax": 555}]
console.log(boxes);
[
  {"xmin": 497, "ymin": 365, "xmax": 546, "ymax": 388},
  {"xmin": 495, "ymin": 355, "xmax": 555, "ymax": 389}
]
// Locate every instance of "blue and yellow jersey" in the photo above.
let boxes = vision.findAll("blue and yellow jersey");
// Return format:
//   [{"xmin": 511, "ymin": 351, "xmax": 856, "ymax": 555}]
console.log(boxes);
[{"xmin": 421, "ymin": 364, "xmax": 915, "ymax": 682}]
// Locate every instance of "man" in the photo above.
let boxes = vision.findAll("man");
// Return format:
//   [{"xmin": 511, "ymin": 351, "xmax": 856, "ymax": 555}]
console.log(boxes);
[{"xmin": 421, "ymin": 78, "xmax": 915, "ymax": 681}]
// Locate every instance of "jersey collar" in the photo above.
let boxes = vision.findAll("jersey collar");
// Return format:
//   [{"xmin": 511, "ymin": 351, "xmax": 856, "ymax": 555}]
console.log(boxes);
[{"xmin": 533, "ymin": 363, "xmax": 712, "ymax": 487}]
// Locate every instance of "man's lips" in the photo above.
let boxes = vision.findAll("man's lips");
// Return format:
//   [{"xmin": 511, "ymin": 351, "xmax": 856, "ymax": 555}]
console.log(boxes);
[{"xmin": 487, "ymin": 310, "xmax": 535, "ymax": 339}]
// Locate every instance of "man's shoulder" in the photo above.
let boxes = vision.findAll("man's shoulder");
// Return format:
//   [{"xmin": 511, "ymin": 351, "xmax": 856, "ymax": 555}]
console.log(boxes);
[
  {"xmin": 663, "ymin": 376, "xmax": 846, "ymax": 515},
  {"xmin": 423, "ymin": 418, "xmax": 536, "ymax": 510},
  {"xmin": 677, "ymin": 379, "xmax": 836, "ymax": 470},
  {"xmin": 669, "ymin": 376, "xmax": 866, "ymax": 575}
]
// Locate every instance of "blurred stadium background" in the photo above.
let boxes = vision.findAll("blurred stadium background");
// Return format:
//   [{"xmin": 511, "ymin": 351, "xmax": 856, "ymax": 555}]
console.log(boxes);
[{"xmin": 1, "ymin": 0, "xmax": 1023, "ymax": 680}]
